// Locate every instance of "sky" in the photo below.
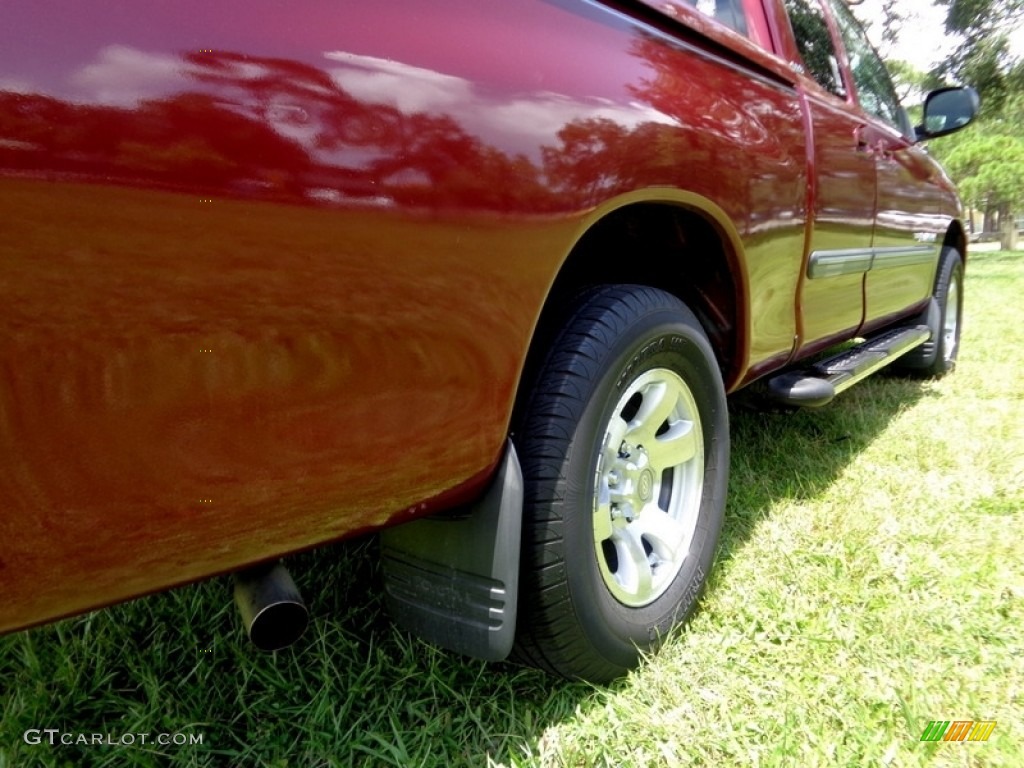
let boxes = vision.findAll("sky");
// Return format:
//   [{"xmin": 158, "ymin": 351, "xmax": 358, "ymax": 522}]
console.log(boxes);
[
  {"xmin": 853, "ymin": 0, "xmax": 1024, "ymax": 72},
  {"xmin": 853, "ymin": 0, "xmax": 957, "ymax": 70}
]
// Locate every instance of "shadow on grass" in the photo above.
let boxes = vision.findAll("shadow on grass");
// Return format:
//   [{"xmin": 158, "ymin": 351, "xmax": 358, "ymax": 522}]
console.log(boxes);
[
  {"xmin": 720, "ymin": 373, "xmax": 928, "ymax": 564},
  {"xmin": 0, "ymin": 376, "xmax": 932, "ymax": 768},
  {"xmin": 1, "ymin": 539, "xmax": 587, "ymax": 767}
]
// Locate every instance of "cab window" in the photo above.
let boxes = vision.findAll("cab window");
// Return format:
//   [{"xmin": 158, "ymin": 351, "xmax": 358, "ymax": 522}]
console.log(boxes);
[
  {"xmin": 827, "ymin": 0, "xmax": 904, "ymax": 129},
  {"xmin": 781, "ymin": 0, "xmax": 845, "ymax": 97},
  {"xmin": 695, "ymin": 0, "xmax": 748, "ymax": 36},
  {"xmin": 640, "ymin": 1, "xmax": 772, "ymax": 48}
]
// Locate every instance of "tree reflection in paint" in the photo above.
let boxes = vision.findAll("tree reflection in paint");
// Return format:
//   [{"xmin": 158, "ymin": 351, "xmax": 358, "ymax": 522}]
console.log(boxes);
[
  {"xmin": 0, "ymin": 49, "xmax": 557, "ymax": 211},
  {"xmin": 0, "ymin": 33, "xmax": 800, "ymax": 217}
]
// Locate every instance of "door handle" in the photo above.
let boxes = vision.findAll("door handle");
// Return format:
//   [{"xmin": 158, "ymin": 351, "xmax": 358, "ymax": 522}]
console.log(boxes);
[
  {"xmin": 855, "ymin": 125, "xmax": 872, "ymax": 153},
  {"xmin": 854, "ymin": 126, "xmax": 890, "ymax": 157}
]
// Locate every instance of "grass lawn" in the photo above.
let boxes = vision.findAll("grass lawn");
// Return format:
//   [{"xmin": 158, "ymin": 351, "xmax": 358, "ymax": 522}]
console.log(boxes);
[{"xmin": 1, "ymin": 249, "xmax": 1021, "ymax": 767}]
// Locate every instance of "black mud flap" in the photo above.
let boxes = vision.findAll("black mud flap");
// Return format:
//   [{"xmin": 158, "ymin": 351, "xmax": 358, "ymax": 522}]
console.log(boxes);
[{"xmin": 380, "ymin": 440, "xmax": 523, "ymax": 661}]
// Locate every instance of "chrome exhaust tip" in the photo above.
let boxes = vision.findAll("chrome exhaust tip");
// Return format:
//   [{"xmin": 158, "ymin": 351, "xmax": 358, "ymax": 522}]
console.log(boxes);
[{"xmin": 233, "ymin": 562, "xmax": 308, "ymax": 651}]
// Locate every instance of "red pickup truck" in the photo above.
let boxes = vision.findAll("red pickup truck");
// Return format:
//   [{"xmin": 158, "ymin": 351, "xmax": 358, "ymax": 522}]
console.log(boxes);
[{"xmin": 0, "ymin": 0, "xmax": 977, "ymax": 682}]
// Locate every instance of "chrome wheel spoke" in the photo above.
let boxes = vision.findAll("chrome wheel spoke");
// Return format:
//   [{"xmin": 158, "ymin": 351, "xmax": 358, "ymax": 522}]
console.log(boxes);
[
  {"xmin": 646, "ymin": 419, "xmax": 699, "ymax": 469},
  {"xmin": 633, "ymin": 506, "xmax": 687, "ymax": 562},
  {"xmin": 627, "ymin": 381, "xmax": 675, "ymax": 442},
  {"xmin": 612, "ymin": 527, "xmax": 653, "ymax": 597},
  {"xmin": 593, "ymin": 497, "xmax": 614, "ymax": 543},
  {"xmin": 602, "ymin": 415, "xmax": 628, "ymax": 465}
]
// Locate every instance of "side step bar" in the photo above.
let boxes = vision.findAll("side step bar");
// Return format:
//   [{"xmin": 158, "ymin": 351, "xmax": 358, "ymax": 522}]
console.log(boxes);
[{"xmin": 766, "ymin": 325, "xmax": 930, "ymax": 408}]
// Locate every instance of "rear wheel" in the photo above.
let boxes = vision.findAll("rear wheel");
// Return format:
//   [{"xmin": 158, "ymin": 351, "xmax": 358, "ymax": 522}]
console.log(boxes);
[{"xmin": 512, "ymin": 285, "xmax": 729, "ymax": 682}]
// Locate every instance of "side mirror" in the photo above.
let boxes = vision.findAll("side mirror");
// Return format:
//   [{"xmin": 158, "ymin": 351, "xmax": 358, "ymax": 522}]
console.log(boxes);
[{"xmin": 916, "ymin": 86, "xmax": 981, "ymax": 141}]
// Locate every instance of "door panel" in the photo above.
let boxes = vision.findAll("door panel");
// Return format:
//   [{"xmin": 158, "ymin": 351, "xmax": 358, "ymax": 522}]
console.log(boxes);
[
  {"xmin": 799, "ymin": 91, "xmax": 875, "ymax": 346},
  {"xmin": 824, "ymin": 0, "xmax": 945, "ymax": 329},
  {"xmin": 782, "ymin": 0, "xmax": 875, "ymax": 351},
  {"xmin": 863, "ymin": 123, "xmax": 946, "ymax": 327}
]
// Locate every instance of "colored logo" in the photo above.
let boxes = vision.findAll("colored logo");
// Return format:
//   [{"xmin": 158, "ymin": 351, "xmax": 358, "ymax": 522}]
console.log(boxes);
[{"xmin": 920, "ymin": 720, "xmax": 996, "ymax": 742}]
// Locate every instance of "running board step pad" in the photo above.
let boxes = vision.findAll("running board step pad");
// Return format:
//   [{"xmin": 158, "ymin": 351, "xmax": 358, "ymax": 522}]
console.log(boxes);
[{"xmin": 766, "ymin": 325, "xmax": 930, "ymax": 407}]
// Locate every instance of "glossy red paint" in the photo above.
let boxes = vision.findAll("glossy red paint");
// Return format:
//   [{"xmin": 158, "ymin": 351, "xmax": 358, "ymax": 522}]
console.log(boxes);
[
  {"xmin": 0, "ymin": 0, "xmax": 968, "ymax": 634},
  {"xmin": 798, "ymin": 85, "xmax": 877, "ymax": 344}
]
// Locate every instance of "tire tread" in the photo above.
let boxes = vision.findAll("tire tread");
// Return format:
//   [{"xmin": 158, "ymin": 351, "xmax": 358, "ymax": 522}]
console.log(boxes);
[{"xmin": 511, "ymin": 285, "xmax": 710, "ymax": 681}]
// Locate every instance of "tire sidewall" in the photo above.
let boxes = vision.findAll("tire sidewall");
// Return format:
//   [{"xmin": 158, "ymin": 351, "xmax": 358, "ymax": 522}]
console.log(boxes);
[
  {"xmin": 935, "ymin": 253, "xmax": 964, "ymax": 371},
  {"xmin": 897, "ymin": 246, "xmax": 964, "ymax": 376},
  {"xmin": 559, "ymin": 304, "xmax": 728, "ymax": 667}
]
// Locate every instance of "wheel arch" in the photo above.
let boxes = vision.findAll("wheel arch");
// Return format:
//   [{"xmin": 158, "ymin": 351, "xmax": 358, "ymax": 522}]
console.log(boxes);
[
  {"xmin": 944, "ymin": 218, "xmax": 968, "ymax": 265},
  {"xmin": 512, "ymin": 191, "xmax": 749, "ymax": 433}
]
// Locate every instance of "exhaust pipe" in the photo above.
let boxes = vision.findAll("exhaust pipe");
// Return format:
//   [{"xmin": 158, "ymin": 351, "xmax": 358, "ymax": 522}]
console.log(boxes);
[{"xmin": 233, "ymin": 561, "xmax": 308, "ymax": 651}]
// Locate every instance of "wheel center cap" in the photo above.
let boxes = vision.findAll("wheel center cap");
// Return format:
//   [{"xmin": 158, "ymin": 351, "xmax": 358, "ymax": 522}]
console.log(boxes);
[{"xmin": 637, "ymin": 468, "xmax": 655, "ymax": 502}]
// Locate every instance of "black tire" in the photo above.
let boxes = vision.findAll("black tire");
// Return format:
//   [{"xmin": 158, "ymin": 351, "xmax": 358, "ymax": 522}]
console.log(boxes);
[
  {"xmin": 897, "ymin": 246, "xmax": 964, "ymax": 377},
  {"xmin": 512, "ymin": 285, "xmax": 729, "ymax": 682}
]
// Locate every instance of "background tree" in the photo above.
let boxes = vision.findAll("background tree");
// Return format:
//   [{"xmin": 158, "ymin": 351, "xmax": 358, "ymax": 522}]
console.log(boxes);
[
  {"xmin": 935, "ymin": 0, "xmax": 1024, "ymax": 114},
  {"xmin": 856, "ymin": 0, "xmax": 1024, "ymax": 249},
  {"xmin": 932, "ymin": 96, "xmax": 1024, "ymax": 249},
  {"xmin": 927, "ymin": 0, "xmax": 1024, "ymax": 248}
]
